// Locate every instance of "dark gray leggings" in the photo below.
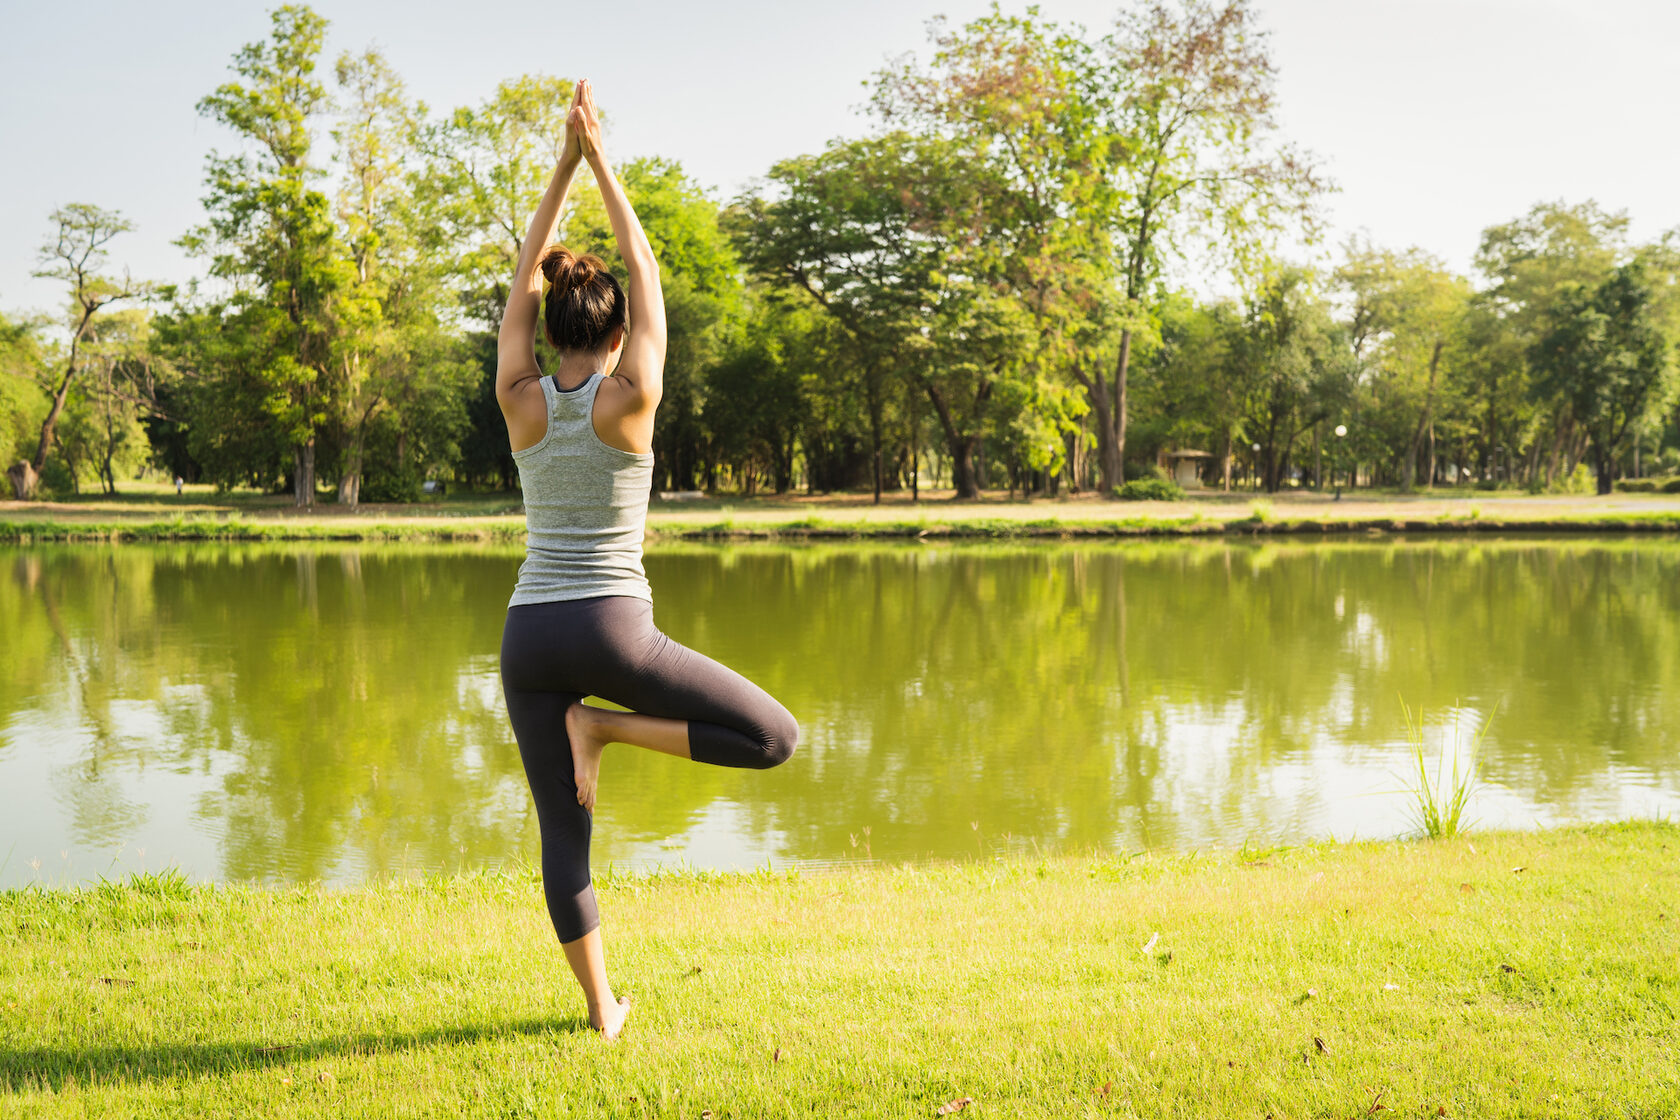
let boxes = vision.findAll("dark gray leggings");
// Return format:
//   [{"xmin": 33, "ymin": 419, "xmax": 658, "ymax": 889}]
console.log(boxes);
[{"xmin": 500, "ymin": 595, "xmax": 798, "ymax": 943}]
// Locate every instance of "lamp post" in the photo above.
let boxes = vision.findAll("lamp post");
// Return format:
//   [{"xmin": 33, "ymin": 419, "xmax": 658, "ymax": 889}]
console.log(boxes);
[
  {"xmin": 1333, "ymin": 424, "xmax": 1348, "ymax": 501},
  {"xmin": 1252, "ymin": 442, "xmax": 1262, "ymax": 492}
]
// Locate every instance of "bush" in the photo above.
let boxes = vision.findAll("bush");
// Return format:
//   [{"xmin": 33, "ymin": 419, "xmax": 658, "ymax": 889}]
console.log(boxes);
[
  {"xmin": 1122, "ymin": 460, "xmax": 1162, "ymax": 483},
  {"xmin": 1665, "ymin": 478, "xmax": 1680, "ymax": 495},
  {"xmin": 1556, "ymin": 463, "xmax": 1595, "ymax": 495},
  {"xmin": 1115, "ymin": 478, "xmax": 1185, "ymax": 502},
  {"xmin": 1615, "ymin": 478, "xmax": 1659, "ymax": 493},
  {"xmin": 359, "ymin": 463, "xmax": 423, "ymax": 504}
]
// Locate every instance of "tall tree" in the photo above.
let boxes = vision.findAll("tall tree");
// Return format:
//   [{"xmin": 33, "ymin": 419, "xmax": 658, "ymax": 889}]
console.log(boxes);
[
  {"xmin": 327, "ymin": 48, "xmax": 473, "ymax": 506},
  {"xmin": 871, "ymin": 8, "xmax": 1105, "ymax": 497},
  {"xmin": 1532, "ymin": 262, "xmax": 1677, "ymax": 494},
  {"xmin": 733, "ymin": 133, "xmax": 955, "ymax": 499},
  {"xmin": 7, "ymin": 204, "xmax": 147, "ymax": 499},
  {"xmin": 1336, "ymin": 242, "xmax": 1470, "ymax": 489},
  {"xmin": 568, "ymin": 158, "xmax": 743, "ymax": 491},
  {"xmin": 1472, "ymin": 200, "xmax": 1627, "ymax": 485},
  {"xmin": 1079, "ymin": 0, "xmax": 1325, "ymax": 491},
  {"xmin": 1234, "ymin": 267, "xmax": 1351, "ymax": 492},
  {"xmin": 182, "ymin": 4, "xmax": 348, "ymax": 506}
]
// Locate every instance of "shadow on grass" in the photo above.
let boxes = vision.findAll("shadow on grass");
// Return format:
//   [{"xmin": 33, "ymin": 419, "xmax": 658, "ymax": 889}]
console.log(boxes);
[{"xmin": 1, "ymin": 1015, "xmax": 587, "ymax": 1091}]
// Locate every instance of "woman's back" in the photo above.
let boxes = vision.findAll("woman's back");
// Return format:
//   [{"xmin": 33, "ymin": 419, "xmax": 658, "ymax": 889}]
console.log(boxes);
[{"xmin": 509, "ymin": 372, "xmax": 654, "ymax": 608}]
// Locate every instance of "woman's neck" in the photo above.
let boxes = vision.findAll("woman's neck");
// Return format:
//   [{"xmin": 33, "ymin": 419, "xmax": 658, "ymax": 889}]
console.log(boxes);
[{"xmin": 553, "ymin": 350, "xmax": 606, "ymax": 391}]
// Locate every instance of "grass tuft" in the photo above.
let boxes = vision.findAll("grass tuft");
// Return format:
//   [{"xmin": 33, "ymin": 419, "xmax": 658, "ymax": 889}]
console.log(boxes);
[{"xmin": 1398, "ymin": 697, "xmax": 1495, "ymax": 839}]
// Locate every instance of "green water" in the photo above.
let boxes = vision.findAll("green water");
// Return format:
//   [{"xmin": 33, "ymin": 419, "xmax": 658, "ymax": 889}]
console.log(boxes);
[{"xmin": 2, "ymin": 539, "xmax": 1676, "ymax": 887}]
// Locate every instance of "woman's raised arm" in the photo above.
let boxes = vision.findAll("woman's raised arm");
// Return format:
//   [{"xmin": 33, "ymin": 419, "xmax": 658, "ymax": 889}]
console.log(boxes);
[
  {"xmin": 496, "ymin": 84, "xmax": 585, "ymax": 403},
  {"xmin": 571, "ymin": 80, "xmax": 667, "ymax": 408}
]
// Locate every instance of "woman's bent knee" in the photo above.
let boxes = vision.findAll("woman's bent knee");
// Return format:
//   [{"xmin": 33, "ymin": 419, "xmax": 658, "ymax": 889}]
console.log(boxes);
[{"xmin": 762, "ymin": 709, "xmax": 799, "ymax": 768}]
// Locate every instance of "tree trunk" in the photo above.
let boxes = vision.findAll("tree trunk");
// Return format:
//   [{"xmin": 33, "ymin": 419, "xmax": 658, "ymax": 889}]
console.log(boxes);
[
  {"xmin": 294, "ymin": 441, "xmax": 316, "ymax": 507},
  {"xmin": 1109, "ymin": 328, "xmax": 1131, "ymax": 490},
  {"xmin": 1594, "ymin": 446, "xmax": 1614, "ymax": 495},
  {"xmin": 949, "ymin": 436, "xmax": 979, "ymax": 499},
  {"xmin": 338, "ymin": 434, "xmax": 363, "ymax": 508},
  {"xmin": 866, "ymin": 371, "xmax": 884, "ymax": 505}
]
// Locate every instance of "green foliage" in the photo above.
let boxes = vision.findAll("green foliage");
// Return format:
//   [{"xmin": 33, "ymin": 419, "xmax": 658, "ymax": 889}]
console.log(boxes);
[{"xmin": 1114, "ymin": 477, "xmax": 1184, "ymax": 501}]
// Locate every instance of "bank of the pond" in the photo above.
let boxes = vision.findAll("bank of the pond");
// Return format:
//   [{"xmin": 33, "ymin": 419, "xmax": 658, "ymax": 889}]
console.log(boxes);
[
  {"xmin": 5, "ymin": 497, "xmax": 1680, "ymax": 543},
  {"xmin": 4, "ymin": 820, "xmax": 1675, "ymax": 1118}
]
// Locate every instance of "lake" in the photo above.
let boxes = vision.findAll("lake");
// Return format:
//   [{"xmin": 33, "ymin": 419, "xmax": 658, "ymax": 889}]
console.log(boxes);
[{"xmin": 2, "ymin": 538, "xmax": 1676, "ymax": 888}]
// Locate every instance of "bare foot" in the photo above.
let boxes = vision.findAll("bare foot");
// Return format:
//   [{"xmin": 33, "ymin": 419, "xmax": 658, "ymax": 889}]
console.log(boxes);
[
  {"xmin": 565, "ymin": 701, "xmax": 608, "ymax": 812},
  {"xmin": 590, "ymin": 994, "xmax": 632, "ymax": 1041}
]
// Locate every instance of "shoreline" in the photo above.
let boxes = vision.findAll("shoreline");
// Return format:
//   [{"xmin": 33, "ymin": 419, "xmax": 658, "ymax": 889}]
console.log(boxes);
[
  {"xmin": 6, "ymin": 505, "xmax": 1680, "ymax": 544},
  {"xmin": 5, "ymin": 819, "xmax": 1676, "ymax": 1116}
]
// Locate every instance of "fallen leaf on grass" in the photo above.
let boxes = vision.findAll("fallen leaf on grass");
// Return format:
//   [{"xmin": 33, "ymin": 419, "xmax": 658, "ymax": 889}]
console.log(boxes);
[
  {"xmin": 1458, "ymin": 883, "xmax": 1475, "ymax": 893},
  {"xmin": 1382, "ymin": 983, "xmax": 1400, "ymax": 991},
  {"xmin": 1098, "ymin": 1081, "xmax": 1112, "ymax": 1099},
  {"xmin": 280, "ymin": 1078, "xmax": 293, "ymax": 1086},
  {"xmin": 1363, "ymin": 1087, "xmax": 1390, "ymax": 1114},
  {"xmin": 1510, "ymin": 866, "xmax": 1526, "ymax": 874},
  {"xmin": 774, "ymin": 1048, "xmax": 784, "ymax": 1063},
  {"xmin": 701, "ymin": 1111, "xmax": 714, "ymax": 1119},
  {"xmin": 1141, "ymin": 932, "xmax": 1159, "ymax": 954},
  {"xmin": 91, "ymin": 977, "xmax": 134, "ymax": 988},
  {"xmin": 936, "ymin": 1097, "xmax": 974, "ymax": 1115},
  {"xmin": 316, "ymin": 1072, "xmax": 335, "ymax": 1086},
  {"xmin": 1314, "ymin": 1036, "xmax": 1330, "ymax": 1054},
  {"xmin": 1499, "ymin": 963, "xmax": 1519, "ymax": 974}
]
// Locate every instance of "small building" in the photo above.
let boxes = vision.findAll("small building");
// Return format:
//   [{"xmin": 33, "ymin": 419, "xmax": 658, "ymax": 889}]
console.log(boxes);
[{"xmin": 1161, "ymin": 449, "xmax": 1214, "ymax": 489}]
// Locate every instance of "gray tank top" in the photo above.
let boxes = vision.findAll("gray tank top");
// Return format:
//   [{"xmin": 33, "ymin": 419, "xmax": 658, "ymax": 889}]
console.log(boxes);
[{"xmin": 508, "ymin": 373, "xmax": 654, "ymax": 607}]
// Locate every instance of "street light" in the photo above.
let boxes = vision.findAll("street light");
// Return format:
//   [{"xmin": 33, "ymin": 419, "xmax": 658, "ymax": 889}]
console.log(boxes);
[
  {"xmin": 1333, "ymin": 424, "xmax": 1348, "ymax": 501},
  {"xmin": 1252, "ymin": 442, "xmax": 1261, "ymax": 492}
]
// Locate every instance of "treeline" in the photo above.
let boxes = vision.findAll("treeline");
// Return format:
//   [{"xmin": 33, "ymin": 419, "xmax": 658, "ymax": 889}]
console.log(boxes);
[{"xmin": 4, "ymin": 2, "xmax": 1678, "ymax": 505}]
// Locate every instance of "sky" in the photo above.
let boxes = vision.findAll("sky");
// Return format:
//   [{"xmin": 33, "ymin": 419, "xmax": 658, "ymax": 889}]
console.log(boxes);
[{"xmin": 3, "ymin": 0, "xmax": 1678, "ymax": 319}]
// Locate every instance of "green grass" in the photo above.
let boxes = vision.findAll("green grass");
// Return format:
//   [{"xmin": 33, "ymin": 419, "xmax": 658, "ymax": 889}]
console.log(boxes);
[{"xmin": 4, "ymin": 821, "xmax": 1677, "ymax": 1117}]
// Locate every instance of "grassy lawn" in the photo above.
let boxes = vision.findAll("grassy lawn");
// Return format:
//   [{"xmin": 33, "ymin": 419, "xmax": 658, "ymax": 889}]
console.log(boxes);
[
  {"xmin": 3, "ymin": 820, "xmax": 1676, "ymax": 1117},
  {"xmin": 5, "ymin": 485, "xmax": 1680, "ymax": 542}
]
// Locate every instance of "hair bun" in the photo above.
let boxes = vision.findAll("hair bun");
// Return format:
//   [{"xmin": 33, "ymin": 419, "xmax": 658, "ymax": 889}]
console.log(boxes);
[{"xmin": 539, "ymin": 245, "xmax": 601, "ymax": 288}]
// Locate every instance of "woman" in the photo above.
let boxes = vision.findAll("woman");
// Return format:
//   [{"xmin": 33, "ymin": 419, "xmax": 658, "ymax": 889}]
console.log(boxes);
[{"xmin": 496, "ymin": 80, "xmax": 799, "ymax": 1042}]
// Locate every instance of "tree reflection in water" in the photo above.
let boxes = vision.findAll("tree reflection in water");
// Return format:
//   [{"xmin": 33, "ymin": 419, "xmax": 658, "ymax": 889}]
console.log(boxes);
[{"xmin": 2, "ymin": 538, "xmax": 1676, "ymax": 887}]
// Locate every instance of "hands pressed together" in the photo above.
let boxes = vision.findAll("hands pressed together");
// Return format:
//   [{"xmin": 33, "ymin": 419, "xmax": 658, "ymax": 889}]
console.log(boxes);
[{"xmin": 560, "ymin": 79, "xmax": 604, "ymax": 168}]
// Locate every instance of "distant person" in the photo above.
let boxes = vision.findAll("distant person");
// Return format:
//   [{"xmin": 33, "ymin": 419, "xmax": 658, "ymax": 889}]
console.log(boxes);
[
  {"xmin": 494, "ymin": 81, "xmax": 798, "ymax": 1042},
  {"xmin": 174, "ymin": 475, "xmax": 183, "ymax": 496}
]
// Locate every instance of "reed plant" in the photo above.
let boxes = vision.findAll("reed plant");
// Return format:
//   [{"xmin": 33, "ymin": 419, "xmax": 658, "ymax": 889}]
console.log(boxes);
[{"xmin": 1398, "ymin": 697, "xmax": 1496, "ymax": 839}]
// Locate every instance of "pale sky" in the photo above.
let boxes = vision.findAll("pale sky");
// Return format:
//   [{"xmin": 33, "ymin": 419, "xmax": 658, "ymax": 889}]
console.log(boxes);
[{"xmin": 3, "ymin": 0, "xmax": 1677, "ymax": 318}]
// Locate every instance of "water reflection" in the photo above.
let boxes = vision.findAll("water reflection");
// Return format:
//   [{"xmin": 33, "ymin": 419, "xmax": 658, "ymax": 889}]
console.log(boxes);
[{"xmin": 2, "ymin": 538, "xmax": 1676, "ymax": 887}]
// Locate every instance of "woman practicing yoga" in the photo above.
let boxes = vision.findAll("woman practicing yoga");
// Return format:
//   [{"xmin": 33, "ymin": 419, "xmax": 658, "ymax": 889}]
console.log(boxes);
[{"xmin": 496, "ymin": 80, "xmax": 799, "ymax": 1042}]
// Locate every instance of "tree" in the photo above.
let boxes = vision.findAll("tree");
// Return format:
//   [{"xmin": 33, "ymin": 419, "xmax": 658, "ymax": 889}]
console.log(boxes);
[
  {"xmin": 7, "ymin": 204, "xmax": 147, "ymax": 499},
  {"xmin": 1472, "ymin": 200, "xmax": 1627, "ymax": 486},
  {"xmin": 1234, "ymin": 267, "xmax": 1351, "ymax": 492},
  {"xmin": 1336, "ymin": 242, "xmax": 1470, "ymax": 489},
  {"xmin": 733, "ymin": 133, "xmax": 954, "ymax": 499},
  {"xmin": 568, "ymin": 158, "xmax": 743, "ymax": 491},
  {"xmin": 0, "ymin": 313, "xmax": 51, "ymax": 482},
  {"xmin": 1077, "ymin": 0, "xmax": 1326, "ymax": 491},
  {"xmin": 421, "ymin": 75, "xmax": 577, "ymax": 327},
  {"xmin": 182, "ymin": 4, "xmax": 348, "ymax": 506},
  {"xmin": 1532, "ymin": 262, "xmax": 1677, "ymax": 494},
  {"xmin": 326, "ymin": 48, "xmax": 474, "ymax": 506},
  {"xmin": 871, "ymin": 8, "xmax": 1106, "ymax": 497}
]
